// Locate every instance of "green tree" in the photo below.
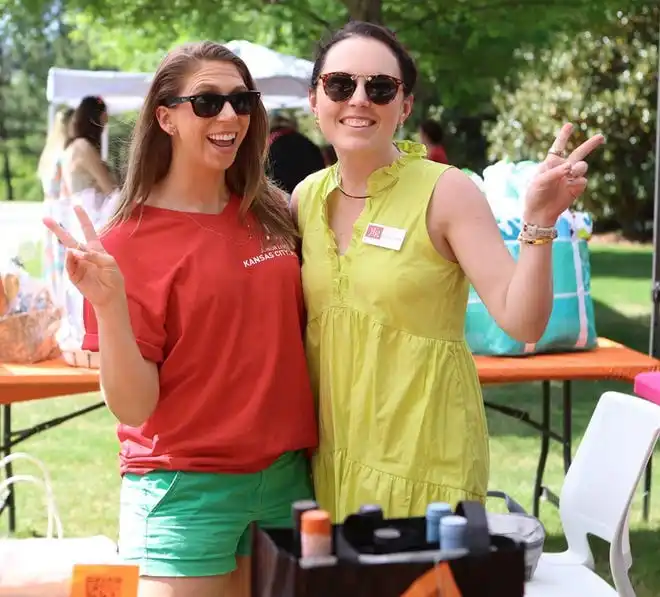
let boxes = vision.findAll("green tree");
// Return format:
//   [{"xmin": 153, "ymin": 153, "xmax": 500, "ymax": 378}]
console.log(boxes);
[
  {"xmin": 62, "ymin": 0, "xmax": 639, "ymax": 111},
  {"xmin": 487, "ymin": 5, "xmax": 658, "ymax": 238},
  {"xmin": 0, "ymin": 3, "xmax": 96, "ymax": 201}
]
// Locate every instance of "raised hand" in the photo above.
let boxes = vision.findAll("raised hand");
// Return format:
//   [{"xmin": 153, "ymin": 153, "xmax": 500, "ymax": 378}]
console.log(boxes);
[
  {"xmin": 43, "ymin": 206, "xmax": 125, "ymax": 309},
  {"xmin": 523, "ymin": 123, "xmax": 605, "ymax": 227}
]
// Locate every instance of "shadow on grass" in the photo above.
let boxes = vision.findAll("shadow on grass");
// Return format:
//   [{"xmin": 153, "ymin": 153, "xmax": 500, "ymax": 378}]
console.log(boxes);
[
  {"xmin": 590, "ymin": 247, "xmax": 653, "ymax": 281},
  {"xmin": 593, "ymin": 299, "xmax": 650, "ymax": 354},
  {"xmin": 484, "ymin": 299, "xmax": 651, "ymax": 440},
  {"xmin": 543, "ymin": 529, "xmax": 660, "ymax": 597}
]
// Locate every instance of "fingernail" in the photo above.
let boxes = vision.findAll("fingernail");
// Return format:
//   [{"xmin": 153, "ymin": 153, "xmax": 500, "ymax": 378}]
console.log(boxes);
[{"xmin": 70, "ymin": 249, "xmax": 84, "ymax": 258}]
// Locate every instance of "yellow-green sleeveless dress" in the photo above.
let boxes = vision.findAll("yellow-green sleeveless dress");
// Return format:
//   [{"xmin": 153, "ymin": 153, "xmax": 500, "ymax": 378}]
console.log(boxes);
[{"xmin": 297, "ymin": 141, "xmax": 489, "ymax": 523}]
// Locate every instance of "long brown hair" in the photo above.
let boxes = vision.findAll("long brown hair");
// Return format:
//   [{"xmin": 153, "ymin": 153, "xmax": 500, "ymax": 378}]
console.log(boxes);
[
  {"xmin": 68, "ymin": 96, "xmax": 107, "ymax": 152},
  {"xmin": 108, "ymin": 41, "xmax": 297, "ymax": 248}
]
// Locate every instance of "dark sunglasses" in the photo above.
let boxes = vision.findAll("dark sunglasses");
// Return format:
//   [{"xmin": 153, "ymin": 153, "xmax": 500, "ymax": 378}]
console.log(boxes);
[
  {"xmin": 319, "ymin": 72, "xmax": 403, "ymax": 105},
  {"xmin": 163, "ymin": 91, "xmax": 261, "ymax": 118}
]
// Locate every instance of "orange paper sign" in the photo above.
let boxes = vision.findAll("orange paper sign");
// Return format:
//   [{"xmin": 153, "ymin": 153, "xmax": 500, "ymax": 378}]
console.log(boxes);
[
  {"xmin": 401, "ymin": 562, "xmax": 463, "ymax": 597},
  {"xmin": 70, "ymin": 564, "xmax": 139, "ymax": 597}
]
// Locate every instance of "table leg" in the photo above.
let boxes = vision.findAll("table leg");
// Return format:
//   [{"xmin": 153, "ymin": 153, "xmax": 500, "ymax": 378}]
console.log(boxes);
[
  {"xmin": 643, "ymin": 459, "xmax": 653, "ymax": 522},
  {"xmin": 0, "ymin": 404, "xmax": 16, "ymax": 533},
  {"xmin": 533, "ymin": 381, "xmax": 551, "ymax": 517},
  {"xmin": 0, "ymin": 399, "xmax": 104, "ymax": 534},
  {"xmin": 562, "ymin": 381, "xmax": 573, "ymax": 473}
]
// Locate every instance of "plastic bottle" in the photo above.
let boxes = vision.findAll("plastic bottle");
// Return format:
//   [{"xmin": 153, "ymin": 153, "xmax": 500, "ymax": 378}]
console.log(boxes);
[
  {"xmin": 358, "ymin": 504, "xmax": 384, "ymax": 521},
  {"xmin": 301, "ymin": 509, "xmax": 332, "ymax": 558},
  {"xmin": 291, "ymin": 500, "xmax": 319, "ymax": 557},
  {"xmin": 373, "ymin": 527, "xmax": 403, "ymax": 553},
  {"xmin": 440, "ymin": 515, "xmax": 468, "ymax": 550},
  {"xmin": 425, "ymin": 502, "xmax": 453, "ymax": 544}
]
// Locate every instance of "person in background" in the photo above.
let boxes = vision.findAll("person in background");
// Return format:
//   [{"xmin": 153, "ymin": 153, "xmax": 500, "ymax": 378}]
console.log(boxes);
[
  {"xmin": 61, "ymin": 96, "xmax": 117, "ymax": 210},
  {"xmin": 292, "ymin": 20, "xmax": 603, "ymax": 523},
  {"xmin": 57, "ymin": 96, "xmax": 119, "ymax": 360},
  {"xmin": 321, "ymin": 144, "xmax": 337, "ymax": 167},
  {"xmin": 45, "ymin": 41, "xmax": 317, "ymax": 597},
  {"xmin": 38, "ymin": 106, "xmax": 74, "ymax": 300},
  {"xmin": 419, "ymin": 118, "xmax": 449, "ymax": 164},
  {"xmin": 267, "ymin": 111, "xmax": 325, "ymax": 195},
  {"xmin": 38, "ymin": 106, "xmax": 74, "ymax": 195}
]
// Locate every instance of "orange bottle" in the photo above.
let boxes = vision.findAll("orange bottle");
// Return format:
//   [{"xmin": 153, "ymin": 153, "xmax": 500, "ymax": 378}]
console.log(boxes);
[{"xmin": 300, "ymin": 509, "xmax": 332, "ymax": 558}]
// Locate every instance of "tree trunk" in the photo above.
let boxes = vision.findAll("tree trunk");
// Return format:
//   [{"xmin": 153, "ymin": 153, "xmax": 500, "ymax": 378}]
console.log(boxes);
[
  {"xmin": 0, "ymin": 148, "xmax": 13, "ymax": 201},
  {"xmin": 343, "ymin": 0, "xmax": 382, "ymax": 23},
  {"xmin": 0, "ymin": 41, "xmax": 13, "ymax": 201}
]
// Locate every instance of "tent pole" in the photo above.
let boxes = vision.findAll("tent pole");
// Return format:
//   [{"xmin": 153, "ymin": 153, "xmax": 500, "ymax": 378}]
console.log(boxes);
[
  {"xmin": 47, "ymin": 103, "xmax": 56, "ymax": 133},
  {"xmin": 643, "ymin": 22, "xmax": 660, "ymax": 523},
  {"xmin": 101, "ymin": 126, "xmax": 109, "ymax": 162}
]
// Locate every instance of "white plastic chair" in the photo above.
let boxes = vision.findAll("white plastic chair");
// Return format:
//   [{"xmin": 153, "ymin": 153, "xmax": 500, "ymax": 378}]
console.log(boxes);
[{"xmin": 526, "ymin": 391, "xmax": 660, "ymax": 597}]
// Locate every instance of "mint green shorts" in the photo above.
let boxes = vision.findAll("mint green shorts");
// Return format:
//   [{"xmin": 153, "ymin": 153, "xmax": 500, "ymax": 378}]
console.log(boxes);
[{"xmin": 118, "ymin": 451, "xmax": 313, "ymax": 577}]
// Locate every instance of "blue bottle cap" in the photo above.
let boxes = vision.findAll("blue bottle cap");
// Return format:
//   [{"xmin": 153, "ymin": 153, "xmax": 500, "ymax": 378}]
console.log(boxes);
[
  {"xmin": 441, "ymin": 515, "xmax": 468, "ymax": 528},
  {"xmin": 359, "ymin": 504, "xmax": 383, "ymax": 514},
  {"xmin": 426, "ymin": 502, "xmax": 453, "ymax": 518}
]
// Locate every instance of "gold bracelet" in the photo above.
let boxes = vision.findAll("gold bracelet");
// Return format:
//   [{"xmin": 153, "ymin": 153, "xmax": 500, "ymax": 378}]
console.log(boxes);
[{"xmin": 518, "ymin": 236, "xmax": 554, "ymax": 246}]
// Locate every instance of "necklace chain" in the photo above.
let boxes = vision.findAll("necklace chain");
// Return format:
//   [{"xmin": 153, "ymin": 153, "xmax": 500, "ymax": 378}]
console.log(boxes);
[
  {"xmin": 179, "ymin": 211, "xmax": 272, "ymax": 248},
  {"xmin": 183, "ymin": 211, "xmax": 250, "ymax": 242},
  {"xmin": 334, "ymin": 166, "xmax": 398, "ymax": 200},
  {"xmin": 335, "ymin": 167, "xmax": 370, "ymax": 199},
  {"xmin": 138, "ymin": 200, "xmax": 273, "ymax": 249}
]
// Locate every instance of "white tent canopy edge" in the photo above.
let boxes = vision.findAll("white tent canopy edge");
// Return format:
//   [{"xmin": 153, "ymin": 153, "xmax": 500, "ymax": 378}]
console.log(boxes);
[{"xmin": 46, "ymin": 40, "xmax": 314, "ymax": 157}]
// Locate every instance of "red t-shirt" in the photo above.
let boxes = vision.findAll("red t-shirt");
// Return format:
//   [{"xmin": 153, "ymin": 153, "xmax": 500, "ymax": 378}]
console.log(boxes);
[
  {"xmin": 82, "ymin": 197, "xmax": 318, "ymax": 475},
  {"xmin": 427, "ymin": 145, "xmax": 448, "ymax": 164}
]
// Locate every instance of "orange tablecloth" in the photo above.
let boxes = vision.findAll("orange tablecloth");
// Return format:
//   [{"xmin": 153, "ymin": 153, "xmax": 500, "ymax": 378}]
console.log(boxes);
[
  {"xmin": 0, "ymin": 338, "xmax": 658, "ymax": 406},
  {"xmin": 0, "ymin": 359, "xmax": 99, "ymax": 405},
  {"xmin": 475, "ymin": 337, "xmax": 660, "ymax": 385}
]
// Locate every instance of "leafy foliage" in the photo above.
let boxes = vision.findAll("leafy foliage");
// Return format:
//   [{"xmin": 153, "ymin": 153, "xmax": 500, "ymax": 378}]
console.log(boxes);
[
  {"xmin": 487, "ymin": 5, "xmax": 659, "ymax": 236},
  {"xmin": 2, "ymin": 0, "xmax": 651, "ymax": 214},
  {"xmin": 0, "ymin": 5, "xmax": 96, "ymax": 200},
  {"xmin": 63, "ymin": 0, "xmax": 640, "ymax": 111}
]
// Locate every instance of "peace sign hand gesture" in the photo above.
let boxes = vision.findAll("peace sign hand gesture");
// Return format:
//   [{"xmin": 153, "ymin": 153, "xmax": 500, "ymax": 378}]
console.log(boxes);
[
  {"xmin": 43, "ymin": 205, "xmax": 125, "ymax": 309},
  {"xmin": 523, "ymin": 123, "xmax": 605, "ymax": 227}
]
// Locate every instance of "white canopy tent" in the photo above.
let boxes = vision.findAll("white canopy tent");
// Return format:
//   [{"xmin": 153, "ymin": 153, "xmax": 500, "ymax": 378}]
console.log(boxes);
[
  {"xmin": 223, "ymin": 40, "xmax": 313, "ymax": 100},
  {"xmin": 46, "ymin": 41, "xmax": 314, "ymax": 157},
  {"xmin": 46, "ymin": 68, "xmax": 153, "ymax": 157},
  {"xmin": 46, "ymin": 68, "xmax": 153, "ymax": 115}
]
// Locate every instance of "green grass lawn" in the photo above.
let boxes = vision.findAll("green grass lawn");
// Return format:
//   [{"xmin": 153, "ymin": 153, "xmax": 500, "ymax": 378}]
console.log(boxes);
[{"xmin": 2, "ymin": 243, "xmax": 659, "ymax": 593}]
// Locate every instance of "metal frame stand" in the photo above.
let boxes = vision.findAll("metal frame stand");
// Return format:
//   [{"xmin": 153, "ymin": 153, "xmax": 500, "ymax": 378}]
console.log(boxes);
[
  {"xmin": 643, "ymin": 25, "xmax": 660, "ymax": 522},
  {"xmin": 0, "ymin": 401, "xmax": 104, "ymax": 533}
]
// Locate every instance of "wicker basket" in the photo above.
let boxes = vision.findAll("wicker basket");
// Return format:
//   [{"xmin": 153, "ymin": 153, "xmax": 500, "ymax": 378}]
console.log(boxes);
[
  {"xmin": 61, "ymin": 349, "xmax": 99, "ymax": 369},
  {"xmin": 0, "ymin": 289, "xmax": 62, "ymax": 364}
]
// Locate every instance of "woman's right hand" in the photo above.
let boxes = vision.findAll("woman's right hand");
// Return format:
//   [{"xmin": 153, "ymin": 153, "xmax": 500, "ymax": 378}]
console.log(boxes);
[{"xmin": 43, "ymin": 205, "xmax": 125, "ymax": 309}]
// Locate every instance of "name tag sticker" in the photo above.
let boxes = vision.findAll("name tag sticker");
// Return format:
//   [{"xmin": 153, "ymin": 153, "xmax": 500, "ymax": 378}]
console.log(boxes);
[{"xmin": 362, "ymin": 223, "xmax": 407, "ymax": 251}]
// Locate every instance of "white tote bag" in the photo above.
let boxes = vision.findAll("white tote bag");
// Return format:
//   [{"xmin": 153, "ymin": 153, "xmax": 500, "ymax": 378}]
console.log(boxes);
[{"xmin": 0, "ymin": 453, "xmax": 120, "ymax": 597}]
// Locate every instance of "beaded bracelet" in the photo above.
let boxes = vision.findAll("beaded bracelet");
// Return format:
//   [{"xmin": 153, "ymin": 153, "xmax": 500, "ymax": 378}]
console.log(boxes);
[{"xmin": 517, "ymin": 222, "xmax": 558, "ymax": 245}]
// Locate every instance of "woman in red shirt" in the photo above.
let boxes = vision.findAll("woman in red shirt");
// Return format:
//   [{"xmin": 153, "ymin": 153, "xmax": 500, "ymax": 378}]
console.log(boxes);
[
  {"xmin": 419, "ymin": 118, "xmax": 449, "ymax": 164},
  {"xmin": 45, "ymin": 41, "xmax": 317, "ymax": 597}
]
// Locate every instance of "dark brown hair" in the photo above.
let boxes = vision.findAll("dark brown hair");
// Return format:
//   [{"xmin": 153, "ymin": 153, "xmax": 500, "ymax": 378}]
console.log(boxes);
[
  {"xmin": 68, "ymin": 96, "xmax": 107, "ymax": 152},
  {"xmin": 108, "ymin": 41, "xmax": 297, "ymax": 248},
  {"xmin": 420, "ymin": 119, "xmax": 444, "ymax": 145},
  {"xmin": 311, "ymin": 21, "xmax": 418, "ymax": 96}
]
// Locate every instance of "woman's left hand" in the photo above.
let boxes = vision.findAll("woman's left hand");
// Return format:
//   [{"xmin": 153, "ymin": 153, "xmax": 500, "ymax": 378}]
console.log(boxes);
[{"xmin": 523, "ymin": 123, "xmax": 605, "ymax": 227}]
